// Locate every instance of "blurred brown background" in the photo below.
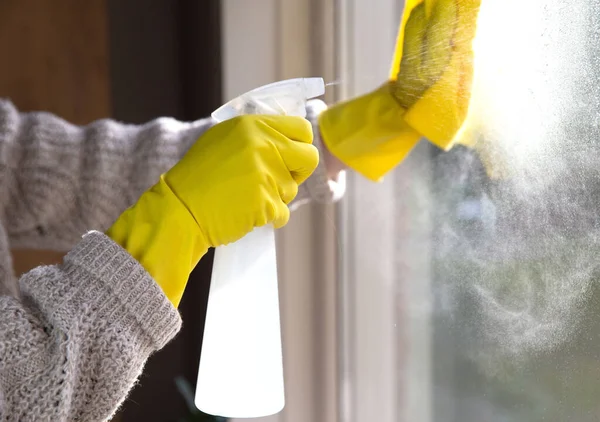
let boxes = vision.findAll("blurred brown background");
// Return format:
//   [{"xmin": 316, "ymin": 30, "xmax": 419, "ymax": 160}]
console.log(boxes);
[
  {"xmin": 2, "ymin": 0, "xmax": 221, "ymax": 421},
  {"xmin": 2, "ymin": 1, "xmax": 111, "ymax": 274}
]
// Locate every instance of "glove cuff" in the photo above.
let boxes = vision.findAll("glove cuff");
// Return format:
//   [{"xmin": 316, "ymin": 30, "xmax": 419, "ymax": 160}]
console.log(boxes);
[
  {"xmin": 106, "ymin": 176, "xmax": 209, "ymax": 307},
  {"xmin": 318, "ymin": 84, "xmax": 422, "ymax": 182},
  {"xmin": 289, "ymin": 100, "xmax": 346, "ymax": 211}
]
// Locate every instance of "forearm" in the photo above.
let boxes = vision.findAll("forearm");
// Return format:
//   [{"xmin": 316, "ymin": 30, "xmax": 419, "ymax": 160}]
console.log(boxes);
[
  {"xmin": 0, "ymin": 99, "xmax": 211, "ymax": 251},
  {"xmin": 0, "ymin": 231, "xmax": 180, "ymax": 421},
  {"xmin": 0, "ymin": 99, "xmax": 345, "ymax": 252}
]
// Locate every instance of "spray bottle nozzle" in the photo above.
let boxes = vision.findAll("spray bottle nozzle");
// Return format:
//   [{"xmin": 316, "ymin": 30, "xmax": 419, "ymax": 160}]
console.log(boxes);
[{"xmin": 212, "ymin": 77, "xmax": 325, "ymax": 122}]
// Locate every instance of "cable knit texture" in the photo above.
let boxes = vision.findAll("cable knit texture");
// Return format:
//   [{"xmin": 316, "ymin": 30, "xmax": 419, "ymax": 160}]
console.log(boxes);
[
  {"xmin": 0, "ymin": 98, "xmax": 341, "ymax": 421},
  {"xmin": 0, "ymin": 231, "xmax": 181, "ymax": 421}
]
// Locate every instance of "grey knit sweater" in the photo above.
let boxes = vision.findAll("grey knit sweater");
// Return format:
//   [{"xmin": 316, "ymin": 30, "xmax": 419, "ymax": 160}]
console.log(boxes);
[{"xmin": 0, "ymin": 99, "xmax": 341, "ymax": 421}]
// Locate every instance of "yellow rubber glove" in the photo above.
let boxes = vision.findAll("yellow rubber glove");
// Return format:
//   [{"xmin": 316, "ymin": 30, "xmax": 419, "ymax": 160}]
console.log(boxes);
[
  {"xmin": 106, "ymin": 115, "xmax": 318, "ymax": 307},
  {"xmin": 317, "ymin": 83, "xmax": 422, "ymax": 182},
  {"xmin": 319, "ymin": 0, "xmax": 480, "ymax": 182}
]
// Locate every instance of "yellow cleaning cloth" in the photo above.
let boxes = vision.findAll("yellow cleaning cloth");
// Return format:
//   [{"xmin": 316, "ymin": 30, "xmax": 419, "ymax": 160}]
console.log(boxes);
[
  {"xmin": 319, "ymin": 0, "xmax": 481, "ymax": 181},
  {"xmin": 393, "ymin": 0, "xmax": 481, "ymax": 150}
]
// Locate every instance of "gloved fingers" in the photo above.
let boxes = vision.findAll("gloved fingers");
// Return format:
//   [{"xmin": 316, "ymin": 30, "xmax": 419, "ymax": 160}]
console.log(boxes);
[
  {"xmin": 257, "ymin": 115, "xmax": 314, "ymax": 144},
  {"xmin": 258, "ymin": 121, "xmax": 320, "ymax": 185},
  {"xmin": 278, "ymin": 141, "xmax": 319, "ymax": 186},
  {"xmin": 255, "ymin": 184, "xmax": 291, "ymax": 229},
  {"xmin": 270, "ymin": 200, "xmax": 291, "ymax": 229},
  {"xmin": 276, "ymin": 173, "xmax": 300, "ymax": 205},
  {"xmin": 265, "ymin": 159, "xmax": 300, "ymax": 205}
]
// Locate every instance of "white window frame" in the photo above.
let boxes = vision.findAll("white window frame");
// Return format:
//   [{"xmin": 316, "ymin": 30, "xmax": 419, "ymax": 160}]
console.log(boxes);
[
  {"xmin": 222, "ymin": 1, "xmax": 339, "ymax": 421},
  {"xmin": 222, "ymin": 1, "xmax": 432, "ymax": 421},
  {"xmin": 336, "ymin": 1, "xmax": 434, "ymax": 421}
]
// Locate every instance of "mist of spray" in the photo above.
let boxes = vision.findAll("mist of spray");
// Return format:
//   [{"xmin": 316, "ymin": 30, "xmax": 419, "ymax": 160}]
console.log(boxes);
[{"xmin": 427, "ymin": 0, "xmax": 600, "ymax": 376}]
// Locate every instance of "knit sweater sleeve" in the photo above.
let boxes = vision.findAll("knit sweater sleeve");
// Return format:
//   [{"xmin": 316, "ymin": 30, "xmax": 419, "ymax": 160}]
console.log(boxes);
[
  {"xmin": 0, "ymin": 99, "xmax": 209, "ymax": 252},
  {"xmin": 0, "ymin": 231, "xmax": 181, "ymax": 421},
  {"xmin": 0, "ymin": 99, "xmax": 342, "ymax": 252}
]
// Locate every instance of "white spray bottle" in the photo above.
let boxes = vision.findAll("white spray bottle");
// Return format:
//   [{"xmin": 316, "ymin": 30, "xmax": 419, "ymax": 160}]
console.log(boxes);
[{"xmin": 194, "ymin": 77, "xmax": 325, "ymax": 418}]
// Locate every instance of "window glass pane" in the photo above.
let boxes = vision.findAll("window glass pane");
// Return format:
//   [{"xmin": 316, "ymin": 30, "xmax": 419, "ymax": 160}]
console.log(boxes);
[{"xmin": 425, "ymin": 0, "xmax": 600, "ymax": 419}]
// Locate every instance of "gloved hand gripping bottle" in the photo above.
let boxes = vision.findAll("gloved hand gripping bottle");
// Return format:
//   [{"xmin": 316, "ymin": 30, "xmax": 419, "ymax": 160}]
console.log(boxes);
[{"xmin": 195, "ymin": 78, "xmax": 325, "ymax": 419}]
